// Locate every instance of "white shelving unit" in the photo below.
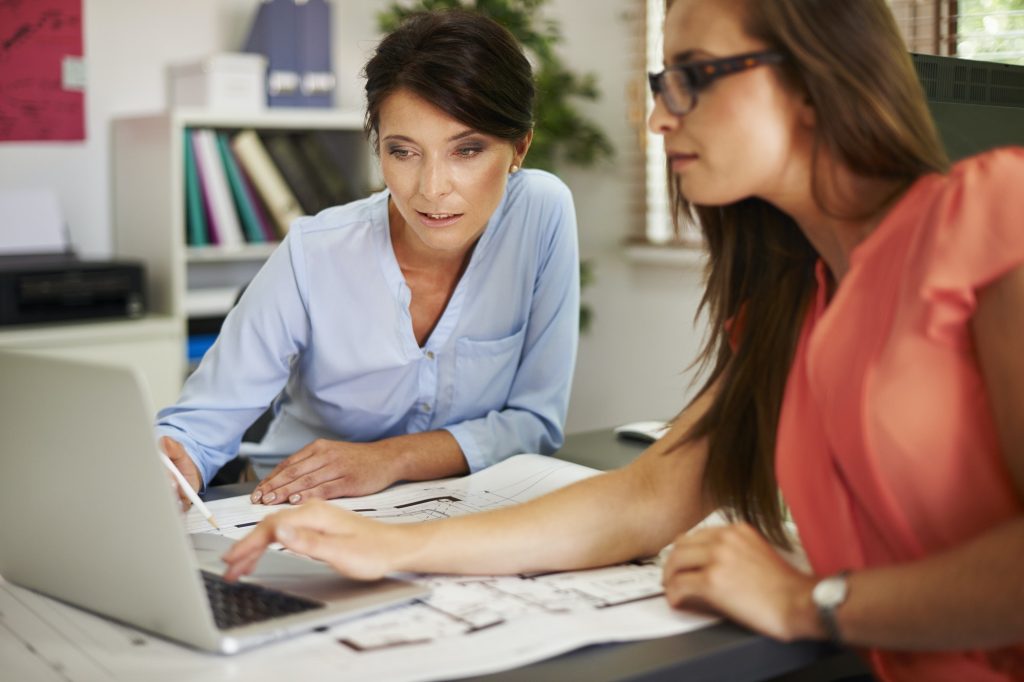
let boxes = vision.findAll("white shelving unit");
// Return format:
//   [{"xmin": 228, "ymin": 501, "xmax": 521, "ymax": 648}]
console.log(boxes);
[{"xmin": 112, "ymin": 108, "xmax": 375, "ymax": 390}]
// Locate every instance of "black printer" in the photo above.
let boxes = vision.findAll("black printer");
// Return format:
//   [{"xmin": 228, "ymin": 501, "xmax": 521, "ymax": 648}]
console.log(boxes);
[{"xmin": 0, "ymin": 254, "xmax": 145, "ymax": 326}]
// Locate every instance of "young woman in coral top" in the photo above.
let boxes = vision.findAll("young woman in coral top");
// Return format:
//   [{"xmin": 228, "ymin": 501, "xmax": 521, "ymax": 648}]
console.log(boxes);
[{"xmin": 222, "ymin": 1, "xmax": 1024, "ymax": 678}]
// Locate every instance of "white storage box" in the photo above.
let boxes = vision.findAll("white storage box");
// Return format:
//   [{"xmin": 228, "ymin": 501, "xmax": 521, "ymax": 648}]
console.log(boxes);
[{"xmin": 168, "ymin": 53, "xmax": 267, "ymax": 111}]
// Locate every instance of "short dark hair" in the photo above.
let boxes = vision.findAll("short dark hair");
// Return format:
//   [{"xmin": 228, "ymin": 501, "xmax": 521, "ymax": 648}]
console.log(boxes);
[{"xmin": 363, "ymin": 9, "xmax": 535, "ymax": 149}]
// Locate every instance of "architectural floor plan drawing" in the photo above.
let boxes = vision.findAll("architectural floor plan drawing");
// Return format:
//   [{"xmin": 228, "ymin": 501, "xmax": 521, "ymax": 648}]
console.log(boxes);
[
  {"xmin": 186, "ymin": 453, "xmax": 605, "ymax": 535},
  {"xmin": 333, "ymin": 559, "xmax": 667, "ymax": 651}
]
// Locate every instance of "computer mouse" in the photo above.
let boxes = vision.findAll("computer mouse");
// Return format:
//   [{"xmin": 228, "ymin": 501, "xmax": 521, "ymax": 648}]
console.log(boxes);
[{"xmin": 613, "ymin": 420, "xmax": 669, "ymax": 443}]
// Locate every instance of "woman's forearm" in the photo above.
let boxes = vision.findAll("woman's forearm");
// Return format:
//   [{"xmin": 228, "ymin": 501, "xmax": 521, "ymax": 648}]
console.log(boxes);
[
  {"xmin": 224, "ymin": 396, "xmax": 715, "ymax": 583},
  {"xmin": 393, "ymin": 427, "xmax": 711, "ymax": 576},
  {"xmin": 386, "ymin": 388, "xmax": 716, "ymax": 577},
  {"xmin": 383, "ymin": 430, "xmax": 470, "ymax": 482},
  {"xmin": 834, "ymin": 516, "xmax": 1024, "ymax": 649}
]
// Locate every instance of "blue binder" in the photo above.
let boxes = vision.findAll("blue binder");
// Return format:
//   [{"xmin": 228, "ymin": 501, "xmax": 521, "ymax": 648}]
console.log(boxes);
[
  {"xmin": 297, "ymin": 0, "xmax": 334, "ymax": 108},
  {"xmin": 243, "ymin": 0, "xmax": 335, "ymax": 108},
  {"xmin": 244, "ymin": 0, "xmax": 301, "ymax": 107}
]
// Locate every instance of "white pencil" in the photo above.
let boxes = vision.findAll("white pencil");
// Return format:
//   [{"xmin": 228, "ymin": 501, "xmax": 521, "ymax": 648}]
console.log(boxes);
[{"xmin": 160, "ymin": 453, "xmax": 220, "ymax": 529}]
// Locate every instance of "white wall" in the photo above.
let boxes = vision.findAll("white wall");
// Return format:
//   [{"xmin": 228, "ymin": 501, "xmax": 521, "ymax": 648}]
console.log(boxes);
[
  {"xmin": 546, "ymin": 1, "xmax": 709, "ymax": 431},
  {"xmin": 0, "ymin": 0, "xmax": 708, "ymax": 433}
]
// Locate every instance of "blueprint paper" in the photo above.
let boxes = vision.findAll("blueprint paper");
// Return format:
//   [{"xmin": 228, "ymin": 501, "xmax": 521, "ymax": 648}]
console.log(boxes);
[{"xmin": 0, "ymin": 455, "xmax": 719, "ymax": 681}]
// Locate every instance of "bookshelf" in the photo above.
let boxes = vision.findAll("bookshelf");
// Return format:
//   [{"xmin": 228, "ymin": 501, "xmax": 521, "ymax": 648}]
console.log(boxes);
[{"xmin": 112, "ymin": 108, "xmax": 375, "ymax": 377}]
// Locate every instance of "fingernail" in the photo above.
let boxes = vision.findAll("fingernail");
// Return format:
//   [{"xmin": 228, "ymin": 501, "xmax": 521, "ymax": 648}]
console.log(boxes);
[
  {"xmin": 277, "ymin": 526, "xmax": 295, "ymax": 543},
  {"xmin": 289, "ymin": 493, "xmax": 301, "ymax": 504},
  {"xmin": 251, "ymin": 490, "xmax": 262, "ymax": 503},
  {"xmin": 264, "ymin": 492, "xmax": 276, "ymax": 503}
]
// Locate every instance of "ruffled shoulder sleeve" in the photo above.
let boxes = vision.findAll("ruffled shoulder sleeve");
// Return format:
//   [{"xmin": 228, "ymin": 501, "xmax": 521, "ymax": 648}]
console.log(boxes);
[{"xmin": 917, "ymin": 147, "xmax": 1024, "ymax": 343}]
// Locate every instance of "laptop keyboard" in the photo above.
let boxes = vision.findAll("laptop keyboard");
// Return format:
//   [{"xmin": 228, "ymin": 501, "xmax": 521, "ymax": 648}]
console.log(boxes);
[{"xmin": 202, "ymin": 570, "xmax": 324, "ymax": 630}]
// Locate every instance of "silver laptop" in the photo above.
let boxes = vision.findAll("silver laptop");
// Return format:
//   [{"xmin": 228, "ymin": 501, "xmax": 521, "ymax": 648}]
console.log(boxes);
[{"xmin": 0, "ymin": 351, "xmax": 428, "ymax": 654}]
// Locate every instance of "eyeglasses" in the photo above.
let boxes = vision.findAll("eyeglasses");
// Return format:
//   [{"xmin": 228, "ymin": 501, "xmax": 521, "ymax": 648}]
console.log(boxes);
[{"xmin": 648, "ymin": 50, "xmax": 786, "ymax": 117}]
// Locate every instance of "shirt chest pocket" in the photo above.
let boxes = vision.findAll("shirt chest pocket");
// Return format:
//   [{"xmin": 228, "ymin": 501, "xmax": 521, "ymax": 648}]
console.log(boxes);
[{"xmin": 452, "ymin": 325, "xmax": 527, "ymax": 417}]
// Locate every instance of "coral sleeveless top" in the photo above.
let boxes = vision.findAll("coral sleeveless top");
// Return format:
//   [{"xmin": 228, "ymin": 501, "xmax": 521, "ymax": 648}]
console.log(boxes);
[{"xmin": 775, "ymin": 148, "xmax": 1024, "ymax": 681}]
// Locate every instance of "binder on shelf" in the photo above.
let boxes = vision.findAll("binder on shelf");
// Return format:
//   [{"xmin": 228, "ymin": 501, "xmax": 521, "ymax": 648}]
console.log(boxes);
[
  {"xmin": 260, "ymin": 132, "xmax": 325, "ymax": 215},
  {"xmin": 297, "ymin": 0, "xmax": 335, "ymax": 107},
  {"xmin": 187, "ymin": 333, "xmax": 219, "ymax": 367},
  {"xmin": 295, "ymin": 131, "xmax": 350, "ymax": 206},
  {"xmin": 242, "ymin": 0, "xmax": 335, "ymax": 108},
  {"xmin": 215, "ymin": 131, "xmax": 265, "ymax": 244},
  {"xmin": 237, "ymin": 157, "xmax": 279, "ymax": 242},
  {"xmin": 183, "ymin": 128, "xmax": 209, "ymax": 246},
  {"xmin": 187, "ymin": 314, "xmax": 228, "ymax": 369},
  {"xmin": 190, "ymin": 129, "xmax": 246, "ymax": 248},
  {"xmin": 243, "ymin": 0, "xmax": 301, "ymax": 107},
  {"xmin": 314, "ymin": 129, "xmax": 372, "ymax": 198},
  {"xmin": 190, "ymin": 133, "xmax": 220, "ymax": 245},
  {"xmin": 231, "ymin": 129, "xmax": 304, "ymax": 236}
]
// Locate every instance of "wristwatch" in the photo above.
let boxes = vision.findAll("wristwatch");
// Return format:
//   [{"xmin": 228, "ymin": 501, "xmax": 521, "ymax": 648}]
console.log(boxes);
[{"xmin": 811, "ymin": 570, "xmax": 850, "ymax": 644}]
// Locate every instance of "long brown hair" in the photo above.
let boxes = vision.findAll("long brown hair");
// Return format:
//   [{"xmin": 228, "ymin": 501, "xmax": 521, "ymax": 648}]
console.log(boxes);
[{"xmin": 673, "ymin": 0, "xmax": 949, "ymax": 546}]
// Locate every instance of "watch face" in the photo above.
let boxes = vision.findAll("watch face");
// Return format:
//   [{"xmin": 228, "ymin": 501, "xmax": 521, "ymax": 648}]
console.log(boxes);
[{"xmin": 813, "ymin": 576, "xmax": 848, "ymax": 608}]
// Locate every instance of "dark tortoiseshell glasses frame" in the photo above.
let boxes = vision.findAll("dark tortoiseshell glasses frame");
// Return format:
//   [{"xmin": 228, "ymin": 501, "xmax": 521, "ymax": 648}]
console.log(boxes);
[{"xmin": 648, "ymin": 50, "xmax": 786, "ymax": 116}]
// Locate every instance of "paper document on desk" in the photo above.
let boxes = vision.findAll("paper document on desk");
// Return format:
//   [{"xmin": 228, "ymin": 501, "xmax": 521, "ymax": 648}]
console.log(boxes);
[
  {"xmin": 188, "ymin": 454, "xmax": 720, "ymax": 681},
  {"xmin": 0, "ymin": 454, "xmax": 719, "ymax": 682},
  {"xmin": 186, "ymin": 453, "xmax": 597, "ymax": 535}
]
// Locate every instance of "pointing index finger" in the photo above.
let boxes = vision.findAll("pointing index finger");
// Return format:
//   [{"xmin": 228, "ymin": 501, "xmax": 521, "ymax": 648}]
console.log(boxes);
[{"xmin": 221, "ymin": 519, "xmax": 280, "ymax": 580}]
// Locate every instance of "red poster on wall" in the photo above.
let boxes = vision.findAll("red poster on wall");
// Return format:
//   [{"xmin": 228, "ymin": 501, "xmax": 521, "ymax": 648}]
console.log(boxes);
[{"xmin": 0, "ymin": 0, "xmax": 85, "ymax": 142}]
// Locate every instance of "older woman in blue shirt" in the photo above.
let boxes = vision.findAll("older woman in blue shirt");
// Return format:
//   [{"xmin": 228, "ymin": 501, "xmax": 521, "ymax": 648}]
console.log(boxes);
[{"xmin": 157, "ymin": 10, "xmax": 579, "ymax": 508}]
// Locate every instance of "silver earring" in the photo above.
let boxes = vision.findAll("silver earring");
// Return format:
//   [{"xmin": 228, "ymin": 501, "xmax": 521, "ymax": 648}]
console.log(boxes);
[{"xmin": 509, "ymin": 164, "xmax": 520, "ymax": 174}]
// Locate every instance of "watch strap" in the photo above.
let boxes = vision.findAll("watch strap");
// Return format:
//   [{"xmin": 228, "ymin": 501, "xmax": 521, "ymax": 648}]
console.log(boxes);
[{"xmin": 815, "ymin": 570, "xmax": 850, "ymax": 644}]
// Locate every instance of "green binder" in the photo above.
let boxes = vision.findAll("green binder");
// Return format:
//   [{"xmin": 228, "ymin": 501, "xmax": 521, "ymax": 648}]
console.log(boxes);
[
  {"xmin": 215, "ymin": 131, "xmax": 265, "ymax": 243},
  {"xmin": 183, "ymin": 128, "xmax": 209, "ymax": 246}
]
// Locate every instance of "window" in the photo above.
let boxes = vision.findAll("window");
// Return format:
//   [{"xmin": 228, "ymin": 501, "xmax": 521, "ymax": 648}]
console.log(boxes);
[
  {"xmin": 891, "ymin": 0, "xmax": 1024, "ymax": 65},
  {"xmin": 644, "ymin": 0, "xmax": 675, "ymax": 244},
  {"xmin": 639, "ymin": 0, "xmax": 1024, "ymax": 245},
  {"xmin": 639, "ymin": 0, "xmax": 699, "ymax": 246}
]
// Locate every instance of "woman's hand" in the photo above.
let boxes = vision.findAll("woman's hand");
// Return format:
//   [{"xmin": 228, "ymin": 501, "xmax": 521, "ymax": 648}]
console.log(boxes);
[
  {"xmin": 662, "ymin": 523, "xmax": 823, "ymax": 642},
  {"xmin": 252, "ymin": 439, "xmax": 399, "ymax": 505},
  {"xmin": 221, "ymin": 500, "xmax": 414, "ymax": 582},
  {"xmin": 160, "ymin": 436, "xmax": 202, "ymax": 510}
]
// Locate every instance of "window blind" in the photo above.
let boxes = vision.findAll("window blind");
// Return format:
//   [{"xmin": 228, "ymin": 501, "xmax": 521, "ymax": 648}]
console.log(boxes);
[
  {"xmin": 891, "ymin": 0, "xmax": 1024, "ymax": 64},
  {"xmin": 636, "ymin": 0, "xmax": 700, "ymax": 245}
]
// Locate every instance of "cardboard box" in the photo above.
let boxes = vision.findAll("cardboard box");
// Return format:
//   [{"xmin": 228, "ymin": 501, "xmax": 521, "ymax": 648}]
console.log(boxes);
[{"xmin": 169, "ymin": 53, "xmax": 267, "ymax": 111}]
